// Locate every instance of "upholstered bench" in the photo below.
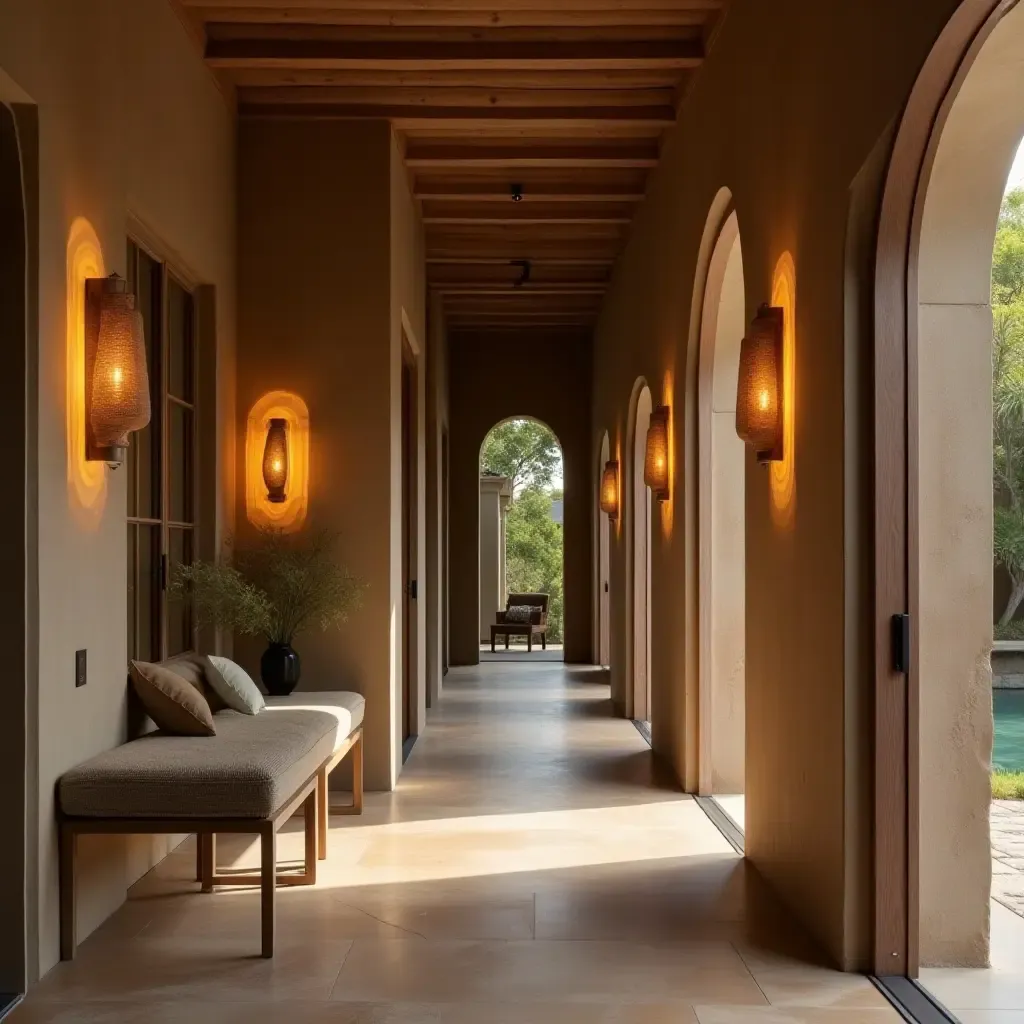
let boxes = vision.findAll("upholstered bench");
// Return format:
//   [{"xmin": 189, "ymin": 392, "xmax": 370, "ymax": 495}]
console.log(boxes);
[
  {"xmin": 57, "ymin": 707, "xmax": 340, "ymax": 960},
  {"xmin": 264, "ymin": 691, "xmax": 366, "ymax": 859}
]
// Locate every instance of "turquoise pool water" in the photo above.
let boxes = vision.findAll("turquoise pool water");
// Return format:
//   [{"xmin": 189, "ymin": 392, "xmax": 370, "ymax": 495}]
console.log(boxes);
[{"xmin": 994, "ymin": 689, "xmax": 1024, "ymax": 772}]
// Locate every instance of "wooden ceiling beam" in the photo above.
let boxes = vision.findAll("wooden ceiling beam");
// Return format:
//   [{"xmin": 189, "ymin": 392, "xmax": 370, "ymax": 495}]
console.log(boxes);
[
  {"xmin": 188, "ymin": 0, "xmax": 722, "ymax": 11},
  {"xmin": 241, "ymin": 102, "xmax": 675, "ymax": 130},
  {"xmin": 198, "ymin": 8, "xmax": 713, "ymax": 28},
  {"xmin": 426, "ymin": 256, "xmax": 614, "ymax": 265},
  {"xmin": 434, "ymin": 284, "xmax": 607, "ymax": 295},
  {"xmin": 224, "ymin": 67, "xmax": 682, "ymax": 88},
  {"xmin": 205, "ymin": 37, "xmax": 705, "ymax": 71},
  {"xmin": 237, "ymin": 85, "xmax": 675, "ymax": 106},
  {"xmin": 415, "ymin": 183, "xmax": 646, "ymax": 203},
  {"xmin": 406, "ymin": 142, "xmax": 659, "ymax": 168}
]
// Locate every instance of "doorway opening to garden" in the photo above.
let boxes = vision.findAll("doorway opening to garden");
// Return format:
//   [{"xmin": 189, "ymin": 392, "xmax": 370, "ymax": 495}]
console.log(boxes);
[
  {"xmin": 629, "ymin": 381, "xmax": 653, "ymax": 731},
  {"xmin": 877, "ymin": 0, "xmax": 1024, "ymax": 1003},
  {"xmin": 697, "ymin": 207, "xmax": 746, "ymax": 837},
  {"xmin": 478, "ymin": 418, "xmax": 565, "ymax": 662}
]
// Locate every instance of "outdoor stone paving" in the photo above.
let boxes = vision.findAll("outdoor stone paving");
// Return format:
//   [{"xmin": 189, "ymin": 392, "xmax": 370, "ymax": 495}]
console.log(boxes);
[{"xmin": 992, "ymin": 799, "xmax": 1024, "ymax": 918}]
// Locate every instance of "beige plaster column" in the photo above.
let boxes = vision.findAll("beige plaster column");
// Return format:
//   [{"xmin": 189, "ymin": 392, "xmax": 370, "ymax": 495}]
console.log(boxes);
[{"xmin": 480, "ymin": 475, "xmax": 512, "ymax": 642}]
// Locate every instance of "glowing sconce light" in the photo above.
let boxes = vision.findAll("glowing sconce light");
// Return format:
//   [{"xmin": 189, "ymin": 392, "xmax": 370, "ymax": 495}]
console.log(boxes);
[
  {"xmin": 262, "ymin": 418, "xmax": 289, "ymax": 503},
  {"xmin": 736, "ymin": 303, "xmax": 785, "ymax": 464},
  {"xmin": 643, "ymin": 406, "xmax": 670, "ymax": 502},
  {"xmin": 600, "ymin": 460, "xmax": 620, "ymax": 520},
  {"xmin": 86, "ymin": 274, "xmax": 150, "ymax": 467}
]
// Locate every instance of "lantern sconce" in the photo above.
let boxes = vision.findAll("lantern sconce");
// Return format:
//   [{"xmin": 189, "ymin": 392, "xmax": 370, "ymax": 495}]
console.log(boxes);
[
  {"xmin": 736, "ymin": 303, "xmax": 785, "ymax": 464},
  {"xmin": 600, "ymin": 460, "xmax": 620, "ymax": 520},
  {"xmin": 85, "ymin": 274, "xmax": 151, "ymax": 467},
  {"xmin": 643, "ymin": 406, "xmax": 671, "ymax": 502},
  {"xmin": 262, "ymin": 418, "xmax": 289, "ymax": 503}
]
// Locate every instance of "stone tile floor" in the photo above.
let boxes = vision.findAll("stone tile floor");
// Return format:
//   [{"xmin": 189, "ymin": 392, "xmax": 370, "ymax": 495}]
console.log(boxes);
[
  {"xmin": 13, "ymin": 661, "xmax": 899, "ymax": 1023},
  {"xmin": 991, "ymin": 800, "xmax": 1024, "ymax": 920}
]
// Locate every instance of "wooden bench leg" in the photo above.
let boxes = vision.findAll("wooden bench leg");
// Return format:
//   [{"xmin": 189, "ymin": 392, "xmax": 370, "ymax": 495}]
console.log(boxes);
[
  {"xmin": 195, "ymin": 832, "xmax": 202, "ymax": 883},
  {"xmin": 528, "ymin": 632, "xmax": 533, "ymax": 653},
  {"xmin": 353, "ymin": 732, "xmax": 364, "ymax": 814},
  {"xmin": 304, "ymin": 789, "xmax": 318, "ymax": 885},
  {"xmin": 317, "ymin": 766, "xmax": 328, "ymax": 860},
  {"xmin": 200, "ymin": 832, "xmax": 216, "ymax": 893},
  {"xmin": 504, "ymin": 633, "xmax": 509, "ymax": 650},
  {"xmin": 261, "ymin": 824, "xmax": 276, "ymax": 958},
  {"xmin": 59, "ymin": 823, "xmax": 76, "ymax": 962},
  {"xmin": 491, "ymin": 631, "xmax": 496, "ymax": 653},
  {"xmin": 542, "ymin": 632, "xmax": 547, "ymax": 651}
]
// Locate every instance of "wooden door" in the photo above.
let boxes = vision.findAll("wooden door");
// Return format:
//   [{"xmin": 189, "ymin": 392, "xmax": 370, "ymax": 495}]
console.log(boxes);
[{"xmin": 401, "ymin": 343, "xmax": 416, "ymax": 751}]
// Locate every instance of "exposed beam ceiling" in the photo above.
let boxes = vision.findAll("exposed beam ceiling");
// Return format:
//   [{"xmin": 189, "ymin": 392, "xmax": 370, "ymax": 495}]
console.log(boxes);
[{"xmin": 185, "ymin": 0, "xmax": 728, "ymax": 333}]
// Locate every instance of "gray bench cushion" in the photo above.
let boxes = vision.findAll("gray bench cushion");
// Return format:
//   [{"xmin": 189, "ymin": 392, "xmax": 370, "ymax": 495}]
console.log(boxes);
[
  {"xmin": 263, "ymin": 691, "xmax": 365, "ymax": 753},
  {"xmin": 59, "ymin": 709, "xmax": 338, "ymax": 820}
]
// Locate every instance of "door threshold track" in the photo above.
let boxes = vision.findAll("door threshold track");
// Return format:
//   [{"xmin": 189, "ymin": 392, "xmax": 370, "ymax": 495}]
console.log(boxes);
[
  {"xmin": 872, "ymin": 975, "xmax": 962, "ymax": 1024},
  {"xmin": 0, "ymin": 995, "xmax": 22, "ymax": 1021},
  {"xmin": 695, "ymin": 795, "xmax": 744, "ymax": 855},
  {"xmin": 632, "ymin": 719, "xmax": 652, "ymax": 746}
]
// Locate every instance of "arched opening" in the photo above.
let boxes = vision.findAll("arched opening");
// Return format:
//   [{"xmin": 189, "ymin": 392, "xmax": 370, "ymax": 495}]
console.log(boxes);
[
  {"xmin": 597, "ymin": 431, "xmax": 611, "ymax": 669},
  {"xmin": 478, "ymin": 417, "xmax": 564, "ymax": 660},
  {"xmin": 629, "ymin": 381, "xmax": 653, "ymax": 728},
  {"xmin": 697, "ymin": 209, "xmax": 746, "ymax": 833},
  {"xmin": 0, "ymin": 99, "xmax": 30, "ymax": 1007},
  {"xmin": 876, "ymin": 0, "xmax": 1024, "ymax": 993}
]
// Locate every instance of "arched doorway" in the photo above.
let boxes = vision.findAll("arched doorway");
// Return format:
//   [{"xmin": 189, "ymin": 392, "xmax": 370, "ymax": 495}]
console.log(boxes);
[
  {"xmin": 0, "ymin": 99, "xmax": 30, "ymax": 1006},
  {"xmin": 875, "ymin": 0, "xmax": 1024, "ymax": 988},
  {"xmin": 697, "ymin": 208, "xmax": 746, "ymax": 832},
  {"xmin": 629, "ymin": 381, "xmax": 653, "ymax": 728},
  {"xmin": 597, "ymin": 431, "xmax": 611, "ymax": 669},
  {"xmin": 478, "ymin": 417, "xmax": 565, "ymax": 660}
]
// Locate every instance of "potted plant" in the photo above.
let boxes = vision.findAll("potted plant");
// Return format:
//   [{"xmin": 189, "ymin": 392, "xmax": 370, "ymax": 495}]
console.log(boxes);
[{"xmin": 171, "ymin": 528, "xmax": 364, "ymax": 696}]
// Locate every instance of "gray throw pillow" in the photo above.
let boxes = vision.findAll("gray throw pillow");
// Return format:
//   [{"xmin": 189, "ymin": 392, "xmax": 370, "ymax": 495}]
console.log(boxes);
[
  {"xmin": 506, "ymin": 605, "xmax": 531, "ymax": 623},
  {"xmin": 206, "ymin": 655, "xmax": 266, "ymax": 715}
]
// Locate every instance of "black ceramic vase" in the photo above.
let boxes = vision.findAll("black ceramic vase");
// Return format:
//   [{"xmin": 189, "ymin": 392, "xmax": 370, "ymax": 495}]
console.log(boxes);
[{"xmin": 261, "ymin": 642, "xmax": 301, "ymax": 696}]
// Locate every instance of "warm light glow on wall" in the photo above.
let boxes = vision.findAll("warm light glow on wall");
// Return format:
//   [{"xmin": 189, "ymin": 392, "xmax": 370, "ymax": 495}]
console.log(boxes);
[
  {"xmin": 769, "ymin": 252, "xmax": 797, "ymax": 527},
  {"xmin": 66, "ymin": 218, "xmax": 107, "ymax": 524},
  {"xmin": 600, "ymin": 460, "xmax": 620, "ymax": 519},
  {"xmin": 644, "ymin": 405, "xmax": 670, "ymax": 502},
  {"xmin": 659, "ymin": 369, "xmax": 675, "ymax": 537},
  {"xmin": 246, "ymin": 392, "xmax": 309, "ymax": 531}
]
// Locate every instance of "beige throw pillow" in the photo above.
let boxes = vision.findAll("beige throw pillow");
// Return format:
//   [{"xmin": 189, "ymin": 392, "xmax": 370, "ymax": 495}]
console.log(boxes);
[{"xmin": 129, "ymin": 660, "xmax": 217, "ymax": 737}]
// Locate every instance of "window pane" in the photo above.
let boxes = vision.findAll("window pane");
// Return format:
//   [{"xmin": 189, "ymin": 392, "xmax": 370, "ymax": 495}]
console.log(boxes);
[
  {"xmin": 168, "ymin": 277, "xmax": 194, "ymax": 403},
  {"xmin": 128, "ymin": 524, "xmax": 161, "ymax": 663},
  {"xmin": 169, "ymin": 403, "xmax": 194, "ymax": 525},
  {"xmin": 167, "ymin": 528, "xmax": 193, "ymax": 656}
]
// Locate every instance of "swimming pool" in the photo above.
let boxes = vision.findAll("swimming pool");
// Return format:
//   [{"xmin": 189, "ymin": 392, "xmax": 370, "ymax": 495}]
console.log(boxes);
[{"xmin": 994, "ymin": 689, "xmax": 1024, "ymax": 772}]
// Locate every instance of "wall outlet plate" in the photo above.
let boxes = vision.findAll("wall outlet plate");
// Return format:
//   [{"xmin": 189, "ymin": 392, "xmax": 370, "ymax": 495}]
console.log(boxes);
[{"xmin": 75, "ymin": 649, "xmax": 87, "ymax": 688}]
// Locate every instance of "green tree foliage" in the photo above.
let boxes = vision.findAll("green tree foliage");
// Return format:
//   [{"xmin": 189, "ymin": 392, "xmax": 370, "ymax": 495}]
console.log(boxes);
[
  {"xmin": 505, "ymin": 487, "xmax": 564, "ymax": 642},
  {"xmin": 993, "ymin": 188, "xmax": 1024, "ymax": 628},
  {"xmin": 480, "ymin": 418, "xmax": 562, "ymax": 497},
  {"xmin": 481, "ymin": 419, "xmax": 564, "ymax": 642}
]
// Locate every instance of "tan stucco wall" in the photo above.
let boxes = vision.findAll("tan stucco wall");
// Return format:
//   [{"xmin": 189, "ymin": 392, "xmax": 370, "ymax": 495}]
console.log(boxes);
[
  {"xmin": 237, "ymin": 119, "xmax": 425, "ymax": 792},
  {"xmin": 0, "ymin": 0, "xmax": 236, "ymax": 979},
  {"xmin": 591, "ymin": 0, "xmax": 963, "ymax": 969},
  {"xmin": 912, "ymin": 3, "xmax": 1024, "ymax": 966},
  {"xmin": 449, "ymin": 332, "xmax": 593, "ymax": 666}
]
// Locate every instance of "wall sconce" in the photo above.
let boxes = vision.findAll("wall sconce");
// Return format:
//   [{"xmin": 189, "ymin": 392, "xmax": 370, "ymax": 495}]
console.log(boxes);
[
  {"xmin": 262, "ymin": 418, "xmax": 289, "ymax": 503},
  {"xmin": 736, "ymin": 303, "xmax": 785, "ymax": 463},
  {"xmin": 600, "ymin": 460, "xmax": 619, "ymax": 519},
  {"xmin": 643, "ymin": 406, "xmax": 670, "ymax": 502},
  {"xmin": 85, "ymin": 274, "xmax": 150, "ymax": 467}
]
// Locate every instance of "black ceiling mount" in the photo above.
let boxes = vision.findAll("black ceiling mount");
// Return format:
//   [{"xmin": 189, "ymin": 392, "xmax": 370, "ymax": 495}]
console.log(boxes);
[
  {"xmin": 510, "ymin": 183, "xmax": 524, "ymax": 202},
  {"xmin": 511, "ymin": 259, "xmax": 531, "ymax": 288}
]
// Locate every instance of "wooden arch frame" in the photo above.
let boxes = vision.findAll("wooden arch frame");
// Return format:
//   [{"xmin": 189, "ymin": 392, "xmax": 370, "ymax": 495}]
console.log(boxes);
[{"xmin": 873, "ymin": 0, "xmax": 1017, "ymax": 977}]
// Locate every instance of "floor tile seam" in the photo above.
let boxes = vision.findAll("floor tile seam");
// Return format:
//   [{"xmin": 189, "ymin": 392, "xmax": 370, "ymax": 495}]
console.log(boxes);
[
  {"xmin": 728, "ymin": 940, "xmax": 774, "ymax": 1008},
  {"xmin": 325, "ymin": 938, "xmax": 358, "ymax": 1000}
]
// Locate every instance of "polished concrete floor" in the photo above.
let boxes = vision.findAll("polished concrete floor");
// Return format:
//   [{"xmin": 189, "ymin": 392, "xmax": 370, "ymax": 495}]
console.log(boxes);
[{"xmin": 14, "ymin": 662, "xmax": 898, "ymax": 1023}]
